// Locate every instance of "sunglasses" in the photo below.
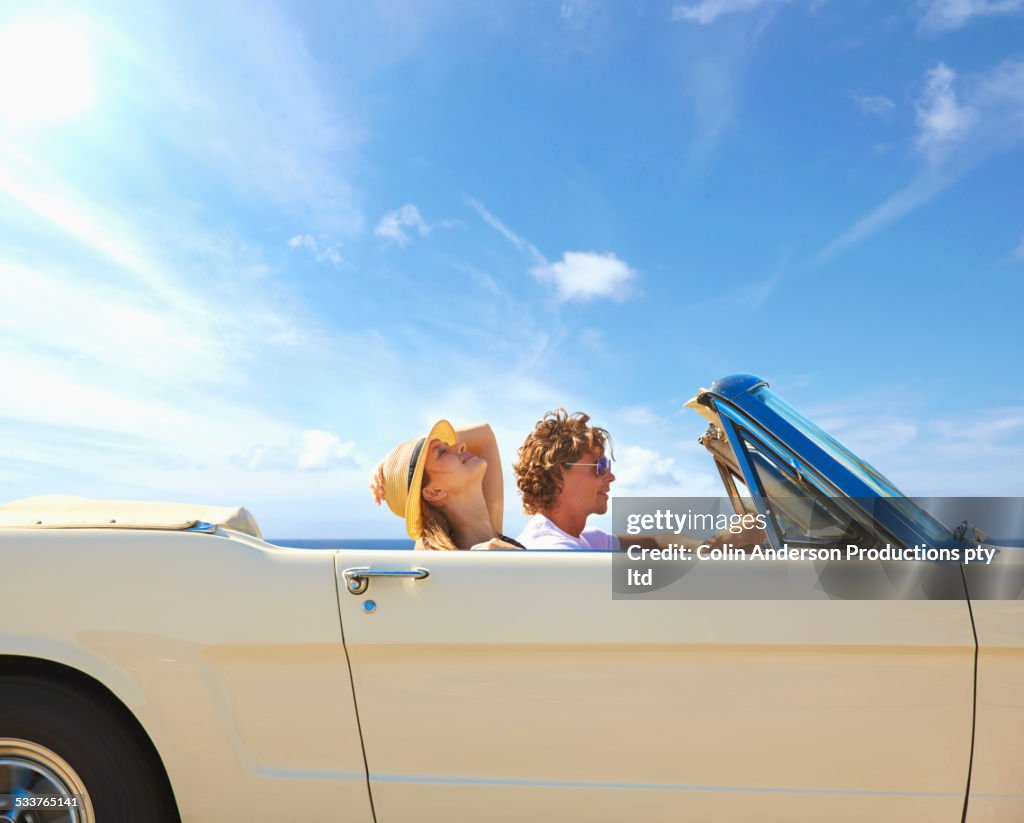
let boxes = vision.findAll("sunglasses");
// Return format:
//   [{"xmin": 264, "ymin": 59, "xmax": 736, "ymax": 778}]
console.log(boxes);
[{"xmin": 564, "ymin": 455, "xmax": 613, "ymax": 477}]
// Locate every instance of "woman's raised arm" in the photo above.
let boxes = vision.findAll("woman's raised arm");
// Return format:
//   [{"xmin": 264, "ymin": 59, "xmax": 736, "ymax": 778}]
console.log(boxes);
[{"xmin": 455, "ymin": 423, "xmax": 504, "ymax": 535}]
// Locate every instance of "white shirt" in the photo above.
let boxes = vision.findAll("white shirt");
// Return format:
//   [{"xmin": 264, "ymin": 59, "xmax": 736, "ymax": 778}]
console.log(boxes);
[{"xmin": 515, "ymin": 513, "xmax": 620, "ymax": 551}]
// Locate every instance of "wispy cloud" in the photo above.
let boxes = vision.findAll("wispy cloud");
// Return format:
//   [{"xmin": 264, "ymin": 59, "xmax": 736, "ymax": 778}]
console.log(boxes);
[
  {"xmin": 920, "ymin": 0, "xmax": 1024, "ymax": 32},
  {"xmin": 819, "ymin": 172, "xmax": 956, "ymax": 261},
  {"xmin": 374, "ymin": 203, "xmax": 457, "ymax": 247},
  {"xmin": 821, "ymin": 59, "xmax": 1024, "ymax": 260},
  {"xmin": 468, "ymin": 198, "xmax": 546, "ymax": 265},
  {"xmin": 0, "ymin": 121, "xmax": 380, "ymax": 532},
  {"xmin": 851, "ymin": 92, "xmax": 896, "ymax": 117},
  {"xmin": 530, "ymin": 251, "xmax": 637, "ymax": 302},
  {"xmin": 288, "ymin": 233, "xmax": 343, "ymax": 265},
  {"xmin": 669, "ymin": 8, "xmax": 776, "ymax": 160},
  {"xmin": 0, "ymin": 260, "xmax": 232, "ymax": 385},
  {"xmin": 0, "ymin": 140, "xmax": 193, "ymax": 308},
  {"xmin": 800, "ymin": 393, "xmax": 1024, "ymax": 496},
  {"xmin": 108, "ymin": 2, "xmax": 366, "ymax": 234},
  {"xmin": 671, "ymin": 0, "xmax": 792, "ymax": 24},
  {"xmin": 375, "ymin": 204, "xmax": 429, "ymax": 246},
  {"xmin": 686, "ymin": 273, "xmax": 779, "ymax": 315},
  {"xmin": 618, "ymin": 405, "xmax": 671, "ymax": 429},
  {"xmin": 914, "ymin": 63, "xmax": 976, "ymax": 164},
  {"xmin": 1013, "ymin": 233, "xmax": 1024, "ymax": 260}
]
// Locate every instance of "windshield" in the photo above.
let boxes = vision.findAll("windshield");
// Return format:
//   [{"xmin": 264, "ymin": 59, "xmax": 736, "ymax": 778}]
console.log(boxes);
[{"xmin": 752, "ymin": 386, "xmax": 954, "ymax": 544}]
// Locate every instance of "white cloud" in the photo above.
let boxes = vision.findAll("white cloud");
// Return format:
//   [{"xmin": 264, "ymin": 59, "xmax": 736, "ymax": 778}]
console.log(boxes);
[
  {"xmin": 471, "ymin": 199, "xmax": 637, "ymax": 303},
  {"xmin": 298, "ymin": 431, "xmax": 357, "ymax": 470},
  {"xmin": 920, "ymin": 0, "xmax": 1024, "ymax": 31},
  {"xmin": 1013, "ymin": 233, "xmax": 1024, "ymax": 260},
  {"xmin": 287, "ymin": 233, "xmax": 343, "ymax": 265},
  {"xmin": 374, "ymin": 203, "xmax": 460, "ymax": 246},
  {"xmin": 237, "ymin": 430, "xmax": 357, "ymax": 472},
  {"xmin": 613, "ymin": 446, "xmax": 679, "ymax": 488},
  {"xmin": 852, "ymin": 92, "xmax": 895, "ymax": 117},
  {"xmin": 914, "ymin": 63, "xmax": 976, "ymax": 165},
  {"xmin": 671, "ymin": 0, "xmax": 792, "ymax": 24},
  {"xmin": 821, "ymin": 59, "xmax": 1024, "ymax": 260},
  {"xmin": 374, "ymin": 203, "xmax": 430, "ymax": 246},
  {"xmin": 610, "ymin": 444, "xmax": 723, "ymax": 498},
  {"xmin": 530, "ymin": 251, "xmax": 637, "ymax": 303}
]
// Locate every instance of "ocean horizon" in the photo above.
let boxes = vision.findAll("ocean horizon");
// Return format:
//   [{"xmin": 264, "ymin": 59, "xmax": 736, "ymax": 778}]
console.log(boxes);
[{"xmin": 270, "ymin": 538, "xmax": 414, "ymax": 550}]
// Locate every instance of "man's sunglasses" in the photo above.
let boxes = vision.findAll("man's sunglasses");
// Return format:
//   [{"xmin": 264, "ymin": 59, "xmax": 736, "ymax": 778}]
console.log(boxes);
[{"xmin": 564, "ymin": 456, "xmax": 613, "ymax": 477}]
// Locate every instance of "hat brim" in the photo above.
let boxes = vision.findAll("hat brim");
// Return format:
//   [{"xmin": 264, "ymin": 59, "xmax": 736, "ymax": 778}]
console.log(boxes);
[{"xmin": 404, "ymin": 419, "xmax": 457, "ymax": 539}]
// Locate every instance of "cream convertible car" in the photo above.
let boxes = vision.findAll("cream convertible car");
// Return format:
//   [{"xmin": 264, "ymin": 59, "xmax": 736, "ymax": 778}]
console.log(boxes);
[{"xmin": 2, "ymin": 375, "xmax": 1022, "ymax": 823}]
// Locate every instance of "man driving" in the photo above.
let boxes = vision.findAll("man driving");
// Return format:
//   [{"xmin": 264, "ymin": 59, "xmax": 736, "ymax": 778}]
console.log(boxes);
[{"xmin": 513, "ymin": 408, "xmax": 765, "ymax": 551}]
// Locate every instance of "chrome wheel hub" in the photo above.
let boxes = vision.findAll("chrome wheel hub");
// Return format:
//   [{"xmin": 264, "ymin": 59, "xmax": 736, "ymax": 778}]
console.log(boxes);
[{"xmin": 0, "ymin": 739, "xmax": 94, "ymax": 823}]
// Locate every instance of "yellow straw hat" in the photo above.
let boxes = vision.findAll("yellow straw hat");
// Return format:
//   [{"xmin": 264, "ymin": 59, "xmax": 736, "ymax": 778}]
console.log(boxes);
[{"xmin": 382, "ymin": 419, "xmax": 458, "ymax": 539}]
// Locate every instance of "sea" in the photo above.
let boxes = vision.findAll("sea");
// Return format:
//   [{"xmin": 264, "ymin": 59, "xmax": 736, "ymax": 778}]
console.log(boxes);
[{"xmin": 268, "ymin": 538, "xmax": 414, "ymax": 550}]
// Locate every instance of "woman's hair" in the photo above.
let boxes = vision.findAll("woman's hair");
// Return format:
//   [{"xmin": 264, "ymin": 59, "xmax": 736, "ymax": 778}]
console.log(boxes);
[
  {"xmin": 514, "ymin": 408, "xmax": 611, "ymax": 515},
  {"xmin": 418, "ymin": 470, "xmax": 459, "ymax": 551}
]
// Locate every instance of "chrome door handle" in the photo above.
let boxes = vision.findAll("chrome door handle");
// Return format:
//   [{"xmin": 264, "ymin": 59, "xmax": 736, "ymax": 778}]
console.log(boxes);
[{"xmin": 342, "ymin": 566, "xmax": 429, "ymax": 595}]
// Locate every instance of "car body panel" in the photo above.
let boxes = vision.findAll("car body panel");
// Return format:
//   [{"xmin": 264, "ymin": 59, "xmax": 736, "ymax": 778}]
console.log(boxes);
[
  {"xmin": 335, "ymin": 548, "xmax": 973, "ymax": 822},
  {"xmin": 962, "ymin": 597, "xmax": 1024, "ymax": 822},
  {"xmin": 1, "ymin": 527, "xmax": 373, "ymax": 823}
]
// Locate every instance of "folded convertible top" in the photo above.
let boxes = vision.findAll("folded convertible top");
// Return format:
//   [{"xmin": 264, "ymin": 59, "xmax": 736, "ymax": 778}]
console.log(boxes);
[{"xmin": 0, "ymin": 495, "xmax": 263, "ymax": 539}]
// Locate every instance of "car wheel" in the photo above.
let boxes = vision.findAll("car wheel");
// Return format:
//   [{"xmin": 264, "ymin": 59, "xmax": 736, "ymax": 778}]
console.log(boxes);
[{"xmin": 0, "ymin": 676, "xmax": 177, "ymax": 823}]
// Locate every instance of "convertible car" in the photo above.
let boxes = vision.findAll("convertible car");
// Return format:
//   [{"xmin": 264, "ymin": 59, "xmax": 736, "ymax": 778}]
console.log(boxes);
[{"xmin": 1, "ymin": 374, "xmax": 1021, "ymax": 822}]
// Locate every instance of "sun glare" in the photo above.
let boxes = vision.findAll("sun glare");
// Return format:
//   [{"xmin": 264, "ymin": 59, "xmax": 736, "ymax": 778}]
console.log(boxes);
[{"xmin": 0, "ymin": 18, "xmax": 97, "ymax": 125}]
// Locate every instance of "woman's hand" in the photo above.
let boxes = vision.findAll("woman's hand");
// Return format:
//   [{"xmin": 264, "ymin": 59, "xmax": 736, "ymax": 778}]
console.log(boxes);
[{"xmin": 369, "ymin": 462, "xmax": 386, "ymax": 505}]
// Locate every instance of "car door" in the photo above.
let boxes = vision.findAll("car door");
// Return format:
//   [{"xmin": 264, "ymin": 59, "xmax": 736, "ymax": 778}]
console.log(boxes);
[{"xmin": 335, "ymin": 546, "xmax": 974, "ymax": 823}]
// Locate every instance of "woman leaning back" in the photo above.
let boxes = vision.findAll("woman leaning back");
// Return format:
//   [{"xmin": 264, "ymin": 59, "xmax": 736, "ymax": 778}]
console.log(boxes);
[{"xmin": 370, "ymin": 420, "xmax": 524, "ymax": 550}]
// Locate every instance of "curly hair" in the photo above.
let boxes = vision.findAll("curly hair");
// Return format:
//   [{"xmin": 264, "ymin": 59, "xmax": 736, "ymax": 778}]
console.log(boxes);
[{"xmin": 514, "ymin": 409, "xmax": 611, "ymax": 515}]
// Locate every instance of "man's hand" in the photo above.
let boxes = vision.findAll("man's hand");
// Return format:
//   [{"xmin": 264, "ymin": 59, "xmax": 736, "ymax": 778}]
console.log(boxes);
[{"xmin": 711, "ymin": 524, "xmax": 767, "ymax": 550}]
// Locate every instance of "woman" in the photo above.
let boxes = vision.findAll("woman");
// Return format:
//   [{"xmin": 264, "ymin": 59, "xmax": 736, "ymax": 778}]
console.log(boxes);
[{"xmin": 370, "ymin": 420, "xmax": 524, "ymax": 550}]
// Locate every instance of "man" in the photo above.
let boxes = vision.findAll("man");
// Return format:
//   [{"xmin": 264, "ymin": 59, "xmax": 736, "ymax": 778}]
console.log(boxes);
[
  {"xmin": 514, "ymin": 409, "xmax": 618, "ymax": 550},
  {"xmin": 514, "ymin": 408, "xmax": 765, "ymax": 551}
]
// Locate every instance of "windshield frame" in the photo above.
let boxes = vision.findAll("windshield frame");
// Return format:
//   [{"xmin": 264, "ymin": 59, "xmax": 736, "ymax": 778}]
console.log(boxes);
[{"xmin": 701, "ymin": 381, "xmax": 957, "ymax": 549}]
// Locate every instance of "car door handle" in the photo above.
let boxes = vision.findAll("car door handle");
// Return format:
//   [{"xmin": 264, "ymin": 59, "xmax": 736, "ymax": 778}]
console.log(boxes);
[{"xmin": 342, "ymin": 566, "xmax": 429, "ymax": 595}]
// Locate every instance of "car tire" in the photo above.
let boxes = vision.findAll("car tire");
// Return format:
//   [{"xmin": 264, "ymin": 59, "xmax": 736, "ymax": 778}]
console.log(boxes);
[{"xmin": 0, "ymin": 676, "xmax": 178, "ymax": 823}]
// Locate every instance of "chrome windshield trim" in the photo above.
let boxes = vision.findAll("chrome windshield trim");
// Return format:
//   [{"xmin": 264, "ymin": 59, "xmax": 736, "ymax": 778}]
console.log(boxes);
[{"xmin": 707, "ymin": 394, "xmax": 934, "ymax": 551}]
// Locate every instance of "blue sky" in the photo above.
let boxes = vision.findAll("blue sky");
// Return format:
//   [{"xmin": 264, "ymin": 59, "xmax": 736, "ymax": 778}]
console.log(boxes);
[{"xmin": 1, "ymin": 0, "xmax": 1022, "ymax": 538}]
